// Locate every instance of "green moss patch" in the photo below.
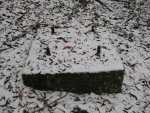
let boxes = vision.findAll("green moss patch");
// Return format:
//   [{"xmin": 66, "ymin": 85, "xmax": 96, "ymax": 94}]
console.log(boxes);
[{"xmin": 22, "ymin": 70, "xmax": 124, "ymax": 94}]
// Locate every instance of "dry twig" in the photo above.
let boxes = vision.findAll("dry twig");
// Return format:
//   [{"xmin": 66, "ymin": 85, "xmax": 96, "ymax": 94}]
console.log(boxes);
[
  {"xmin": 31, "ymin": 93, "xmax": 67, "ymax": 113},
  {"xmin": 95, "ymin": 0, "xmax": 113, "ymax": 12}
]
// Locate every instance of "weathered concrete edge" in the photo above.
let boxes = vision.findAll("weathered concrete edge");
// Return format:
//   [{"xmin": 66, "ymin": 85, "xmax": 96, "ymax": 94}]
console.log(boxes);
[{"xmin": 22, "ymin": 70, "xmax": 124, "ymax": 94}]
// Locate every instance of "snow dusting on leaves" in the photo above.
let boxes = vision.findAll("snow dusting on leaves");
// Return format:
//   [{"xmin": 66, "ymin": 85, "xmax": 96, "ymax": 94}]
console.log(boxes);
[{"xmin": 0, "ymin": 0, "xmax": 150, "ymax": 113}]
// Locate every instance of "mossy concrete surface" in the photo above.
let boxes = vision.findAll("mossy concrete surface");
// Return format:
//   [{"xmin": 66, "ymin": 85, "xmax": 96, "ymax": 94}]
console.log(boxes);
[{"xmin": 22, "ymin": 70, "xmax": 124, "ymax": 94}]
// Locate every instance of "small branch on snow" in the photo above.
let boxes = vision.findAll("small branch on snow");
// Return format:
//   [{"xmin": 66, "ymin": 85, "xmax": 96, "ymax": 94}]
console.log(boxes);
[
  {"xmin": 123, "ymin": 13, "xmax": 135, "ymax": 25},
  {"xmin": 95, "ymin": 0, "xmax": 113, "ymax": 12},
  {"xmin": 31, "ymin": 93, "xmax": 67, "ymax": 113},
  {"xmin": 0, "ymin": 48, "xmax": 12, "ymax": 53}
]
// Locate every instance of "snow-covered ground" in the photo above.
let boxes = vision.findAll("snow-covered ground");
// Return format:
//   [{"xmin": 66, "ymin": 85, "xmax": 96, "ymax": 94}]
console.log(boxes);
[{"xmin": 0, "ymin": 0, "xmax": 150, "ymax": 113}]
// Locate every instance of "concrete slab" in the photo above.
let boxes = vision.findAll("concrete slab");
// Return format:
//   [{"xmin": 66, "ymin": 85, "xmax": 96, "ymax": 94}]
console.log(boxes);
[{"xmin": 22, "ymin": 21, "xmax": 124, "ymax": 94}]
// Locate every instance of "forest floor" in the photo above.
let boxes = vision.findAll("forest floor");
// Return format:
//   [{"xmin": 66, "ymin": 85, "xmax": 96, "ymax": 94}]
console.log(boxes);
[{"xmin": 0, "ymin": 0, "xmax": 150, "ymax": 113}]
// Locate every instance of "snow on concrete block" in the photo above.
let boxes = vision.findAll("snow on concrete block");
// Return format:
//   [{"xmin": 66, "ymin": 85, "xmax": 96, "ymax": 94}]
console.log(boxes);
[{"xmin": 22, "ymin": 25, "xmax": 124, "ymax": 94}]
